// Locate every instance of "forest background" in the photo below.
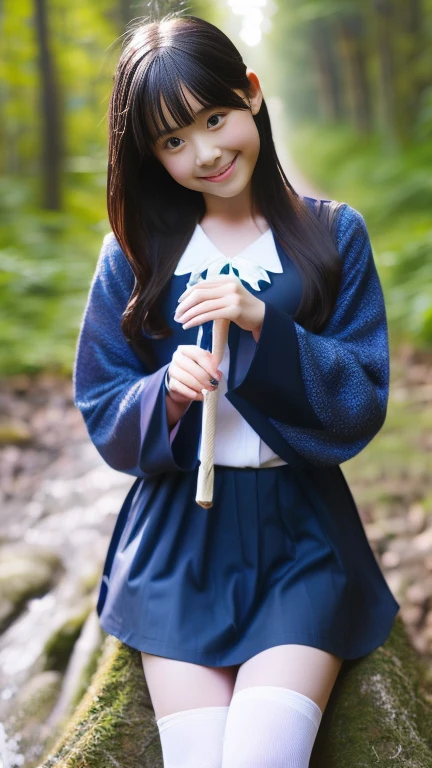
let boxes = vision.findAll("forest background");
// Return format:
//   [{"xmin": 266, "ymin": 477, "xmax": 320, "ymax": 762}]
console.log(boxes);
[
  {"xmin": 0, "ymin": 0, "xmax": 432, "ymax": 375},
  {"xmin": 1, "ymin": 0, "xmax": 431, "ymax": 374},
  {"xmin": 0, "ymin": 3, "xmax": 432, "ymax": 764}
]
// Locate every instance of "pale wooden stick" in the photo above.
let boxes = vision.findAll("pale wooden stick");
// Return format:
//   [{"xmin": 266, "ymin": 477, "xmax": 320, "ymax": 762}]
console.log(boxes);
[{"xmin": 195, "ymin": 318, "xmax": 230, "ymax": 508}]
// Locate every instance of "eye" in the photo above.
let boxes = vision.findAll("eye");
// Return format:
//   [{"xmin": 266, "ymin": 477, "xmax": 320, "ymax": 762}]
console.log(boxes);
[
  {"xmin": 207, "ymin": 113, "xmax": 225, "ymax": 128},
  {"xmin": 164, "ymin": 136, "xmax": 184, "ymax": 150},
  {"xmin": 163, "ymin": 113, "xmax": 226, "ymax": 150}
]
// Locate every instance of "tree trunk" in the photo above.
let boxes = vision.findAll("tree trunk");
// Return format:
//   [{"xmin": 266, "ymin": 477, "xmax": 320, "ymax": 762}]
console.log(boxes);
[
  {"xmin": 34, "ymin": 0, "xmax": 62, "ymax": 210},
  {"xmin": 310, "ymin": 19, "xmax": 342, "ymax": 124},
  {"xmin": 372, "ymin": 0, "xmax": 400, "ymax": 149},
  {"xmin": 398, "ymin": 0, "xmax": 427, "ymax": 139},
  {"xmin": 120, "ymin": 0, "xmax": 135, "ymax": 29},
  {"xmin": 39, "ymin": 615, "xmax": 432, "ymax": 767},
  {"xmin": 335, "ymin": 14, "xmax": 373, "ymax": 135}
]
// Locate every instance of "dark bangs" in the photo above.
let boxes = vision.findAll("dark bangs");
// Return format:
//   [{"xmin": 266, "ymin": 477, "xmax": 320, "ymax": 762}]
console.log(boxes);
[
  {"xmin": 107, "ymin": 14, "xmax": 343, "ymax": 363},
  {"xmin": 130, "ymin": 46, "xmax": 250, "ymax": 157}
]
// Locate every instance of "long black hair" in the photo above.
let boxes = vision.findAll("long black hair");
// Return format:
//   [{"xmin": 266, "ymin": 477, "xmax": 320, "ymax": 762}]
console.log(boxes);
[{"xmin": 107, "ymin": 13, "xmax": 342, "ymax": 363}]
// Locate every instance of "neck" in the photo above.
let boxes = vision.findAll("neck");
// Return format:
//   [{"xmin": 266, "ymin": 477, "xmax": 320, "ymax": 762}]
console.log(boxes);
[{"xmin": 201, "ymin": 180, "xmax": 255, "ymax": 223}]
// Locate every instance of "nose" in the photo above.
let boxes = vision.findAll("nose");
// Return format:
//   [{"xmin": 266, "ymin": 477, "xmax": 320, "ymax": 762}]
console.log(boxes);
[{"xmin": 195, "ymin": 139, "xmax": 222, "ymax": 171}]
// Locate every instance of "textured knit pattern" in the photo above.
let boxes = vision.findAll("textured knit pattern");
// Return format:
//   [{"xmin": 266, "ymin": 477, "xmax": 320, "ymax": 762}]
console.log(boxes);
[
  {"xmin": 221, "ymin": 686, "xmax": 322, "ymax": 767},
  {"xmin": 269, "ymin": 203, "xmax": 389, "ymax": 466},
  {"xmin": 156, "ymin": 706, "xmax": 229, "ymax": 768},
  {"xmin": 73, "ymin": 232, "xmax": 149, "ymax": 475}
]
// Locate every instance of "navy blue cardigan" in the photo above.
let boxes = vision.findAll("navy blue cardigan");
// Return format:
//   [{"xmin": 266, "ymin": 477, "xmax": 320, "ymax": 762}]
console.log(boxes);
[{"xmin": 73, "ymin": 199, "xmax": 389, "ymax": 477}]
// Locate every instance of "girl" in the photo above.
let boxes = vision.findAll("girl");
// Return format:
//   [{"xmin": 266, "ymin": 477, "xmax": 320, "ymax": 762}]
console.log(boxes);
[{"xmin": 73, "ymin": 13, "xmax": 400, "ymax": 768}]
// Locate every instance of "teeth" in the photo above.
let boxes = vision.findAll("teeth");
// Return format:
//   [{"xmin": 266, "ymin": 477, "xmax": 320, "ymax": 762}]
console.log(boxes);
[{"xmin": 209, "ymin": 158, "xmax": 234, "ymax": 177}]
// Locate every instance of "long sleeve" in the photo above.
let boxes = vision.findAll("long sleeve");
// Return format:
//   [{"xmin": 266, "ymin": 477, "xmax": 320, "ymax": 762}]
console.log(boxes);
[
  {"xmin": 229, "ymin": 204, "xmax": 389, "ymax": 467},
  {"xmin": 73, "ymin": 233, "xmax": 202, "ymax": 477}
]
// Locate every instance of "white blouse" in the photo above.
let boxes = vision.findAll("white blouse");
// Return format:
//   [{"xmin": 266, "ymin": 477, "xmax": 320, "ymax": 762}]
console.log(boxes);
[{"xmin": 168, "ymin": 223, "xmax": 288, "ymax": 468}]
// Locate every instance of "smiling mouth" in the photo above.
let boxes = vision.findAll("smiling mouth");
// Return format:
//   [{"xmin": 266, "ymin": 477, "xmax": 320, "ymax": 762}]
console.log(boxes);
[{"xmin": 201, "ymin": 155, "xmax": 238, "ymax": 179}]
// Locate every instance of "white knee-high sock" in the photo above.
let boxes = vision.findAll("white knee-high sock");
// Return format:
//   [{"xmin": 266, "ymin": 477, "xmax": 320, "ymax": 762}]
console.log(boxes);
[
  {"xmin": 221, "ymin": 686, "xmax": 323, "ymax": 768},
  {"xmin": 156, "ymin": 705, "xmax": 229, "ymax": 768}
]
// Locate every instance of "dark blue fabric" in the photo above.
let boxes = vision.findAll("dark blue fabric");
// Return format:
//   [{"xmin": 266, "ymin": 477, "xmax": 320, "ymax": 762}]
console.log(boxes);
[
  {"xmin": 265, "ymin": 200, "xmax": 391, "ymax": 466},
  {"xmin": 74, "ymin": 196, "xmax": 400, "ymax": 664},
  {"xmin": 96, "ymin": 463, "xmax": 399, "ymax": 663},
  {"xmin": 72, "ymin": 211, "xmax": 305, "ymax": 475},
  {"xmin": 73, "ymin": 198, "xmax": 390, "ymax": 474},
  {"xmin": 72, "ymin": 231, "xmax": 204, "ymax": 477}
]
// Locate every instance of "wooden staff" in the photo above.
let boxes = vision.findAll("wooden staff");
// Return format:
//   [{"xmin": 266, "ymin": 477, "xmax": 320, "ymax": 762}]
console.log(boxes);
[
  {"xmin": 195, "ymin": 317, "xmax": 230, "ymax": 508},
  {"xmin": 186, "ymin": 257, "xmax": 268, "ymax": 507}
]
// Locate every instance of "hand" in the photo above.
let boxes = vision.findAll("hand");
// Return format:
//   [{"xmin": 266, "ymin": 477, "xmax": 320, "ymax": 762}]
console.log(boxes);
[
  {"xmin": 174, "ymin": 274, "xmax": 265, "ymax": 335},
  {"xmin": 167, "ymin": 345, "xmax": 223, "ymax": 404}
]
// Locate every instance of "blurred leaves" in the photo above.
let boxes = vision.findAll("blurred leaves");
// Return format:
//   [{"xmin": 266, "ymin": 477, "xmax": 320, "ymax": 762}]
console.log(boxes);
[
  {"xmin": 287, "ymin": 123, "xmax": 432, "ymax": 348},
  {"xmin": 0, "ymin": 174, "xmax": 108, "ymax": 374},
  {"xmin": 0, "ymin": 0, "xmax": 431, "ymax": 375}
]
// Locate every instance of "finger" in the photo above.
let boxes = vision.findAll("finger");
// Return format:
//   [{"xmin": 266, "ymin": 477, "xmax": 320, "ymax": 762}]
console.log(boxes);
[
  {"xmin": 192, "ymin": 274, "xmax": 237, "ymax": 287},
  {"xmin": 169, "ymin": 378, "xmax": 204, "ymax": 401},
  {"xmin": 177, "ymin": 275, "xmax": 235, "ymax": 302},
  {"xmin": 181, "ymin": 306, "xmax": 238, "ymax": 329},
  {"xmin": 175, "ymin": 284, "xmax": 234, "ymax": 318},
  {"xmin": 177, "ymin": 277, "xmax": 238, "ymax": 305},
  {"xmin": 176, "ymin": 297, "xmax": 229, "ymax": 325},
  {"xmin": 171, "ymin": 357, "xmax": 213, "ymax": 389},
  {"xmin": 175, "ymin": 346, "xmax": 222, "ymax": 380},
  {"xmin": 171, "ymin": 357, "xmax": 220, "ymax": 392}
]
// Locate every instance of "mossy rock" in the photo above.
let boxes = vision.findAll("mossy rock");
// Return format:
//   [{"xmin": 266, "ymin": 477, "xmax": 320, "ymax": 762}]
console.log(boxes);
[
  {"xmin": 310, "ymin": 614, "xmax": 432, "ymax": 766},
  {"xmin": 40, "ymin": 633, "xmax": 161, "ymax": 768},
  {"xmin": 7, "ymin": 671, "xmax": 63, "ymax": 766},
  {"xmin": 0, "ymin": 417, "xmax": 32, "ymax": 444},
  {"xmin": 43, "ymin": 602, "xmax": 93, "ymax": 673},
  {"xmin": 40, "ymin": 616, "xmax": 432, "ymax": 767},
  {"xmin": 0, "ymin": 545, "xmax": 62, "ymax": 631}
]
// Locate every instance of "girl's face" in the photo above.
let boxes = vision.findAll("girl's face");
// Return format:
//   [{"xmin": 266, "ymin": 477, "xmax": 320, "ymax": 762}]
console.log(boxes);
[{"xmin": 150, "ymin": 71, "xmax": 263, "ymax": 202}]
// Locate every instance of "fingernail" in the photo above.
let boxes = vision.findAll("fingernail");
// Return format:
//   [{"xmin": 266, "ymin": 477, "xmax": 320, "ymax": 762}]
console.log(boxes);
[{"xmin": 209, "ymin": 378, "xmax": 219, "ymax": 387}]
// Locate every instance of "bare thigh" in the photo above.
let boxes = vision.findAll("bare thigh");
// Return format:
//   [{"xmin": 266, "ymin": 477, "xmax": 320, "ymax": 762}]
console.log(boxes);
[
  {"xmin": 233, "ymin": 644, "xmax": 344, "ymax": 714},
  {"xmin": 141, "ymin": 652, "xmax": 240, "ymax": 721}
]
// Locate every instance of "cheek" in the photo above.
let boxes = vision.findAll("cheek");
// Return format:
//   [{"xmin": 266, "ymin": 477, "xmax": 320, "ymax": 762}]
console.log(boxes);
[
  {"xmin": 155, "ymin": 151, "xmax": 190, "ymax": 183},
  {"xmin": 231, "ymin": 119, "xmax": 260, "ymax": 159},
  {"xmin": 163, "ymin": 156, "xmax": 180, "ymax": 179},
  {"xmin": 163, "ymin": 156, "xmax": 187, "ymax": 182}
]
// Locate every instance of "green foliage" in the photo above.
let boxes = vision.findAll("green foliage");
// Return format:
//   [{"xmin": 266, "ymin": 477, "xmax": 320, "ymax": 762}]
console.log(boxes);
[
  {"xmin": 311, "ymin": 616, "xmax": 432, "ymax": 766},
  {"xmin": 265, "ymin": 0, "xmax": 432, "ymax": 146},
  {"xmin": 0, "ymin": 0, "xmax": 40, "ymax": 174},
  {"xmin": 0, "ymin": 0, "xmax": 119, "ymax": 375},
  {"xmin": 40, "ymin": 637, "xmax": 162, "ymax": 768},
  {"xmin": 288, "ymin": 122, "xmax": 432, "ymax": 348},
  {"xmin": 1, "ymin": 1, "xmax": 431, "ymax": 375},
  {"xmin": 43, "ymin": 606, "xmax": 92, "ymax": 673},
  {"xmin": 0, "ymin": 0, "xmax": 224, "ymax": 376},
  {"xmin": 0, "ymin": 174, "xmax": 108, "ymax": 375}
]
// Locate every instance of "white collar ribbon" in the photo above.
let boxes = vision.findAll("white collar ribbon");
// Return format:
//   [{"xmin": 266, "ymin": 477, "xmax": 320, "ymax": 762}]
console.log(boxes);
[{"xmin": 175, "ymin": 224, "xmax": 282, "ymax": 292}]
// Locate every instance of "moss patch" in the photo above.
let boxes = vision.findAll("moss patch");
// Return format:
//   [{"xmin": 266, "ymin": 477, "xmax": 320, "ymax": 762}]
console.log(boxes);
[
  {"xmin": 39, "ymin": 618, "xmax": 432, "ymax": 768},
  {"xmin": 40, "ymin": 635, "xmax": 163, "ymax": 768},
  {"xmin": 311, "ymin": 616, "xmax": 432, "ymax": 766},
  {"xmin": 43, "ymin": 604, "xmax": 93, "ymax": 673}
]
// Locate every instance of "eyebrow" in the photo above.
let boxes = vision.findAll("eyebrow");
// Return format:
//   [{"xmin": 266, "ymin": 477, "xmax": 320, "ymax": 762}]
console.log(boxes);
[{"xmin": 154, "ymin": 105, "xmax": 214, "ymax": 141}]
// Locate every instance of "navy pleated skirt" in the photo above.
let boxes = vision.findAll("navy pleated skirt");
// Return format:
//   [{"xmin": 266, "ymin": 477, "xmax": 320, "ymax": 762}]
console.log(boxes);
[{"xmin": 96, "ymin": 462, "xmax": 400, "ymax": 666}]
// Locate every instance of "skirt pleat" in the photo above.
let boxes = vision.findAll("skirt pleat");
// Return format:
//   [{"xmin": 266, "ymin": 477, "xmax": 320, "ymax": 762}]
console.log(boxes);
[{"xmin": 97, "ymin": 463, "xmax": 400, "ymax": 665}]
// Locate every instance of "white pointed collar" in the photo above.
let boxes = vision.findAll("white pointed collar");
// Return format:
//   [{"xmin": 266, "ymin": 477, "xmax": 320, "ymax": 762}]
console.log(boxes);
[{"xmin": 174, "ymin": 223, "xmax": 283, "ymax": 276}]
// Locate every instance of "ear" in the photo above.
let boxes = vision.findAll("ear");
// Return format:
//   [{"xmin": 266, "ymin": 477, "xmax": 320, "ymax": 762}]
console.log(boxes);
[{"xmin": 245, "ymin": 68, "xmax": 263, "ymax": 115}]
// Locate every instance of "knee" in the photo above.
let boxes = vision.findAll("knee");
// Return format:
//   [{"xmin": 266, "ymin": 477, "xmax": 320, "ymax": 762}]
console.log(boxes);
[
  {"xmin": 221, "ymin": 686, "xmax": 322, "ymax": 768},
  {"xmin": 156, "ymin": 705, "xmax": 229, "ymax": 768}
]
